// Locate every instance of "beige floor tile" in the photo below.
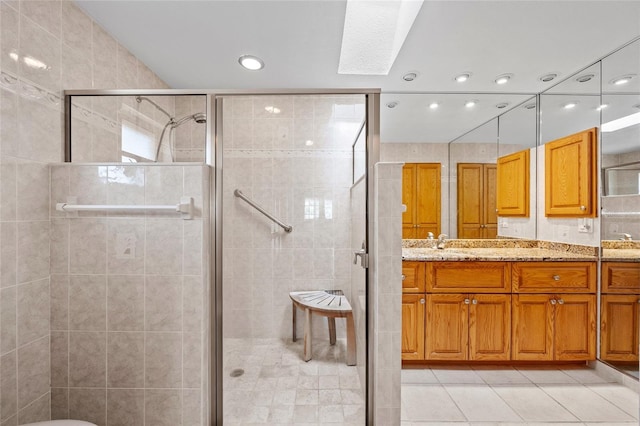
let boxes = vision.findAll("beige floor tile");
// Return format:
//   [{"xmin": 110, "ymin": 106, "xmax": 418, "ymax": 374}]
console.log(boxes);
[
  {"xmin": 444, "ymin": 384, "xmax": 521, "ymax": 422},
  {"xmin": 401, "ymin": 384, "xmax": 466, "ymax": 422},
  {"xmin": 492, "ymin": 384, "xmax": 578, "ymax": 422},
  {"xmin": 540, "ymin": 384, "xmax": 636, "ymax": 422}
]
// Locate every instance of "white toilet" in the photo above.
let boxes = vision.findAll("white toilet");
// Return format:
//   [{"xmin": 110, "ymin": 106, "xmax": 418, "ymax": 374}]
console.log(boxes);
[{"xmin": 22, "ymin": 421, "xmax": 96, "ymax": 426}]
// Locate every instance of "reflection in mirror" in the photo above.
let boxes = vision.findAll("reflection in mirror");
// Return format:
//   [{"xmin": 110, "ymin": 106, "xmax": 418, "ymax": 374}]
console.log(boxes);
[
  {"xmin": 496, "ymin": 97, "xmax": 537, "ymax": 240},
  {"xmin": 599, "ymin": 38, "xmax": 640, "ymax": 379},
  {"xmin": 69, "ymin": 95, "xmax": 207, "ymax": 162},
  {"xmin": 450, "ymin": 118, "xmax": 498, "ymax": 239}
]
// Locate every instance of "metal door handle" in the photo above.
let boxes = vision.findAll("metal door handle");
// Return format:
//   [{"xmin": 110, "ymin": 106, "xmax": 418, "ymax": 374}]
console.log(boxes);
[
  {"xmin": 552, "ymin": 275, "xmax": 560, "ymax": 281},
  {"xmin": 558, "ymin": 299, "xmax": 564, "ymax": 305},
  {"xmin": 550, "ymin": 299, "xmax": 557, "ymax": 305},
  {"xmin": 401, "ymin": 274, "xmax": 406, "ymax": 281},
  {"xmin": 353, "ymin": 241, "xmax": 368, "ymax": 269},
  {"xmin": 472, "ymin": 299, "xmax": 478, "ymax": 305},
  {"xmin": 464, "ymin": 298, "xmax": 470, "ymax": 305},
  {"xmin": 420, "ymin": 298, "xmax": 425, "ymax": 304}
]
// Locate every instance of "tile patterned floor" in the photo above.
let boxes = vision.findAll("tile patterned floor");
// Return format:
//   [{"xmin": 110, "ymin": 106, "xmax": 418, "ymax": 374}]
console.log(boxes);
[
  {"xmin": 402, "ymin": 366, "xmax": 640, "ymax": 426},
  {"xmin": 223, "ymin": 338, "xmax": 365, "ymax": 425}
]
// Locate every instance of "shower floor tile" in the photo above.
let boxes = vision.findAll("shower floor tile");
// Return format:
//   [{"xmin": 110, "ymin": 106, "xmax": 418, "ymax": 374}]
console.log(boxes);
[{"xmin": 223, "ymin": 338, "xmax": 365, "ymax": 425}]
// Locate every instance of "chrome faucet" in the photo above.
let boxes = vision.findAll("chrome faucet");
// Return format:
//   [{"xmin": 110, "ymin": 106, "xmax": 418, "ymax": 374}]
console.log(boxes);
[
  {"xmin": 619, "ymin": 233, "xmax": 633, "ymax": 241},
  {"xmin": 436, "ymin": 233, "xmax": 448, "ymax": 249}
]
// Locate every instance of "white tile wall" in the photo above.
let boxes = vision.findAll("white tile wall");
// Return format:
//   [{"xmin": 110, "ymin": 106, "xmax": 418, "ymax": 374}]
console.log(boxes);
[{"xmin": 49, "ymin": 164, "xmax": 208, "ymax": 426}]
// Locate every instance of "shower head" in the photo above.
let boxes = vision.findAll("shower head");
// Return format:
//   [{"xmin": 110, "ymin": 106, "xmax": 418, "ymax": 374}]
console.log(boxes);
[
  {"xmin": 193, "ymin": 113, "xmax": 207, "ymax": 124},
  {"xmin": 172, "ymin": 112, "xmax": 207, "ymax": 128}
]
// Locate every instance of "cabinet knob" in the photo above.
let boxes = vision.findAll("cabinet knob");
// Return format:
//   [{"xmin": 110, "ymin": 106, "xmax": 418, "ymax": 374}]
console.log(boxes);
[
  {"xmin": 464, "ymin": 298, "xmax": 470, "ymax": 305},
  {"xmin": 401, "ymin": 274, "xmax": 406, "ymax": 281},
  {"xmin": 472, "ymin": 299, "xmax": 478, "ymax": 305},
  {"xmin": 558, "ymin": 299, "xmax": 564, "ymax": 305},
  {"xmin": 550, "ymin": 299, "xmax": 557, "ymax": 305},
  {"xmin": 480, "ymin": 224, "xmax": 485, "ymax": 228},
  {"xmin": 580, "ymin": 205, "xmax": 587, "ymax": 211},
  {"xmin": 420, "ymin": 298, "xmax": 425, "ymax": 304},
  {"xmin": 552, "ymin": 275, "xmax": 560, "ymax": 281}
]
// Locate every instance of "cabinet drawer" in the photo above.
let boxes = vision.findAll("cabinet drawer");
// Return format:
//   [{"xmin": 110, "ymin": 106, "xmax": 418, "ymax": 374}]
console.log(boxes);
[
  {"xmin": 602, "ymin": 262, "xmax": 640, "ymax": 293},
  {"xmin": 402, "ymin": 261, "xmax": 426, "ymax": 293},
  {"xmin": 426, "ymin": 262, "xmax": 511, "ymax": 293},
  {"xmin": 512, "ymin": 262, "xmax": 596, "ymax": 293}
]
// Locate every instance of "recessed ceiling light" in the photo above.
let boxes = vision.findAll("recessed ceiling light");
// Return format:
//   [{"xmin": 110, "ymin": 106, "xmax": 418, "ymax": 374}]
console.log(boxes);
[
  {"xmin": 524, "ymin": 103, "xmax": 536, "ymax": 110},
  {"xmin": 575, "ymin": 74, "xmax": 595, "ymax": 83},
  {"xmin": 596, "ymin": 104, "xmax": 608, "ymax": 111},
  {"xmin": 429, "ymin": 102, "xmax": 439, "ymax": 109},
  {"xmin": 539, "ymin": 73, "xmax": 558, "ymax": 83},
  {"xmin": 496, "ymin": 102, "xmax": 509, "ymax": 109},
  {"xmin": 494, "ymin": 74, "xmax": 513, "ymax": 85},
  {"xmin": 610, "ymin": 74, "xmax": 635, "ymax": 85},
  {"xmin": 465, "ymin": 100, "xmax": 478, "ymax": 108},
  {"xmin": 9, "ymin": 52, "xmax": 18, "ymax": 62},
  {"xmin": 238, "ymin": 55, "xmax": 264, "ymax": 71},
  {"xmin": 265, "ymin": 106, "xmax": 281, "ymax": 114},
  {"xmin": 563, "ymin": 102, "xmax": 577, "ymax": 109},
  {"xmin": 386, "ymin": 101, "xmax": 398, "ymax": 109},
  {"xmin": 305, "ymin": 140, "xmax": 314, "ymax": 146},
  {"xmin": 403, "ymin": 72, "xmax": 418, "ymax": 81},
  {"xmin": 454, "ymin": 73, "xmax": 471, "ymax": 83}
]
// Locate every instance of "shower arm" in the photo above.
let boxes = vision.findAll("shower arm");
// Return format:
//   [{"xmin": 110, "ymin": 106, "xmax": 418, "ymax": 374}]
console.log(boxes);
[{"xmin": 135, "ymin": 96, "xmax": 173, "ymax": 121}]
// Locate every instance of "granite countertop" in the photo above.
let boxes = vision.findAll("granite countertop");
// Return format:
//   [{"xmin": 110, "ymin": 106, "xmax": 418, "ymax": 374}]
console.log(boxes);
[
  {"xmin": 601, "ymin": 241, "xmax": 640, "ymax": 261},
  {"xmin": 402, "ymin": 239, "xmax": 598, "ymax": 262}
]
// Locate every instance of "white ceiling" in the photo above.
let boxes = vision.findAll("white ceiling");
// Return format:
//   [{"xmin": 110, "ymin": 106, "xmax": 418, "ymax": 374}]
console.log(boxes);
[{"xmin": 76, "ymin": 1, "xmax": 640, "ymax": 143}]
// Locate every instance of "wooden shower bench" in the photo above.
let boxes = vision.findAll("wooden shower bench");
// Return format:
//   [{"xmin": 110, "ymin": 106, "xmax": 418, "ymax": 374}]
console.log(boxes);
[{"xmin": 289, "ymin": 290, "xmax": 356, "ymax": 366}]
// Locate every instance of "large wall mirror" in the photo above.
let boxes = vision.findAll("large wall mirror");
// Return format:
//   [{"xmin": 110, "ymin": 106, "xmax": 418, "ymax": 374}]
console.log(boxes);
[{"xmin": 67, "ymin": 94, "xmax": 208, "ymax": 163}]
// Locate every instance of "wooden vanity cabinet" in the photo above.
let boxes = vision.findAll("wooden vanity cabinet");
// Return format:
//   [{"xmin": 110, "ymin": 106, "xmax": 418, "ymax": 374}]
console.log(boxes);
[
  {"xmin": 545, "ymin": 127, "xmax": 597, "ymax": 217},
  {"xmin": 427, "ymin": 261, "xmax": 511, "ymax": 293},
  {"xmin": 425, "ymin": 293, "xmax": 511, "ymax": 361},
  {"xmin": 600, "ymin": 294, "xmax": 639, "ymax": 362},
  {"xmin": 402, "ymin": 261, "xmax": 426, "ymax": 293},
  {"xmin": 402, "ymin": 293, "xmax": 425, "ymax": 360},
  {"xmin": 402, "ymin": 163, "xmax": 441, "ymax": 239},
  {"xmin": 512, "ymin": 261, "xmax": 596, "ymax": 361},
  {"xmin": 600, "ymin": 262, "xmax": 640, "ymax": 362}
]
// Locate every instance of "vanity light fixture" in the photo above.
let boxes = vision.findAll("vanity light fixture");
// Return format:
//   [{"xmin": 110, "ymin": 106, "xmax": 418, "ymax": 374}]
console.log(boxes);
[
  {"xmin": 403, "ymin": 72, "xmax": 418, "ymax": 81},
  {"xmin": 264, "ymin": 106, "xmax": 281, "ymax": 114},
  {"xmin": 494, "ymin": 74, "xmax": 512, "ymax": 85},
  {"xmin": 524, "ymin": 103, "xmax": 537, "ymax": 110},
  {"xmin": 539, "ymin": 73, "xmax": 558, "ymax": 83},
  {"xmin": 596, "ymin": 104, "xmax": 609, "ymax": 111},
  {"xmin": 429, "ymin": 102, "xmax": 439, "ymax": 109},
  {"xmin": 386, "ymin": 101, "xmax": 398, "ymax": 109},
  {"xmin": 495, "ymin": 102, "xmax": 509, "ymax": 109},
  {"xmin": 465, "ymin": 100, "xmax": 477, "ymax": 108},
  {"xmin": 575, "ymin": 74, "xmax": 595, "ymax": 83},
  {"xmin": 563, "ymin": 102, "xmax": 577, "ymax": 109},
  {"xmin": 610, "ymin": 74, "xmax": 635, "ymax": 85},
  {"xmin": 454, "ymin": 73, "xmax": 471, "ymax": 83},
  {"xmin": 238, "ymin": 55, "xmax": 264, "ymax": 71},
  {"xmin": 602, "ymin": 111, "xmax": 640, "ymax": 132}
]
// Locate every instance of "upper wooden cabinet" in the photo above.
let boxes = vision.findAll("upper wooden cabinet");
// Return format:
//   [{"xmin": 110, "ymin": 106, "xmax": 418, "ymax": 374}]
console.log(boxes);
[
  {"xmin": 545, "ymin": 127, "xmax": 597, "ymax": 217},
  {"xmin": 402, "ymin": 163, "xmax": 441, "ymax": 238},
  {"xmin": 497, "ymin": 149, "xmax": 529, "ymax": 217},
  {"xmin": 457, "ymin": 163, "xmax": 497, "ymax": 238}
]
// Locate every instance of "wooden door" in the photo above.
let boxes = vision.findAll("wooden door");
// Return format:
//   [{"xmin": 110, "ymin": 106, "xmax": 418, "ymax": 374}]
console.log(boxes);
[
  {"xmin": 415, "ymin": 163, "xmax": 441, "ymax": 238},
  {"xmin": 554, "ymin": 294, "xmax": 596, "ymax": 360},
  {"xmin": 601, "ymin": 262, "xmax": 640, "ymax": 293},
  {"xmin": 402, "ymin": 294, "xmax": 425, "ymax": 360},
  {"xmin": 402, "ymin": 261, "xmax": 426, "ymax": 293},
  {"xmin": 469, "ymin": 294, "xmax": 511, "ymax": 360},
  {"xmin": 600, "ymin": 295, "xmax": 639, "ymax": 362},
  {"xmin": 402, "ymin": 164, "xmax": 417, "ymax": 238},
  {"xmin": 483, "ymin": 165, "xmax": 497, "ymax": 238},
  {"xmin": 457, "ymin": 164, "xmax": 483, "ymax": 238},
  {"xmin": 497, "ymin": 149, "xmax": 530, "ymax": 217},
  {"xmin": 545, "ymin": 127, "xmax": 597, "ymax": 217},
  {"xmin": 512, "ymin": 294, "xmax": 554, "ymax": 361},
  {"xmin": 425, "ymin": 294, "xmax": 468, "ymax": 360}
]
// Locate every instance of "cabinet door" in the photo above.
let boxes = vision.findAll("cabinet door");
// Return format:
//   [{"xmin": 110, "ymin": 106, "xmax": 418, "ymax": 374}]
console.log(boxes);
[
  {"xmin": 402, "ymin": 164, "xmax": 417, "ymax": 238},
  {"xmin": 402, "ymin": 261, "xmax": 426, "ymax": 293},
  {"xmin": 554, "ymin": 294, "xmax": 596, "ymax": 361},
  {"xmin": 512, "ymin": 262, "xmax": 596, "ymax": 293},
  {"xmin": 602, "ymin": 262, "xmax": 640, "ymax": 294},
  {"xmin": 469, "ymin": 294, "xmax": 511, "ymax": 360},
  {"xmin": 600, "ymin": 295, "xmax": 639, "ymax": 362},
  {"xmin": 545, "ymin": 127, "xmax": 597, "ymax": 217},
  {"xmin": 512, "ymin": 295, "xmax": 554, "ymax": 361},
  {"xmin": 457, "ymin": 164, "xmax": 483, "ymax": 239},
  {"xmin": 425, "ymin": 294, "xmax": 468, "ymax": 360},
  {"xmin": 497, "ymin": 149, "xmax": 530, "ymax": 217},
  {"xmin": 402, "ymin": 294, "xmax": 425, "ymax": 361},
  {"xmin": 415, "ymin": 163, "xmax": 441, "ymax": 237},
  {"xmin": 427, "ymin": 261, "xmax": 511, "ymax": 293}
]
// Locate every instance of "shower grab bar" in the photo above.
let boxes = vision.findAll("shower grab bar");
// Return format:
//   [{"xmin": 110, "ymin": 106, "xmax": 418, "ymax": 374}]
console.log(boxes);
[
  {"xmin": 234, "ymin": 189, "xmax": 292, "ymax": 233},
  {"xmin": 56, "ymin": 196, "xmax": 194, "ymax": 220},
  {"xmin": 602, "ymin": 211, "xmax": 640, "ymax": 217}
]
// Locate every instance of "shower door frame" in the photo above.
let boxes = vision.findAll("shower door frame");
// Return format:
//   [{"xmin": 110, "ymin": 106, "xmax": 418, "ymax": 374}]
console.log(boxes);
[
  {"xmin": 63, "ymin": 88, "xmax": 381, "ymax": 425},
  {"xmin": 210, "ymin": 89, "xmax": 380, "ymax": 425}
]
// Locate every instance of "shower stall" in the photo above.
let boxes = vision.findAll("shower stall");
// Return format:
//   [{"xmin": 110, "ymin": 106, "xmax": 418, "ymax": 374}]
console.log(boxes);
[{"xmin": 61, "ymin": 89, "xmax": 385, "ymax": 425}]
